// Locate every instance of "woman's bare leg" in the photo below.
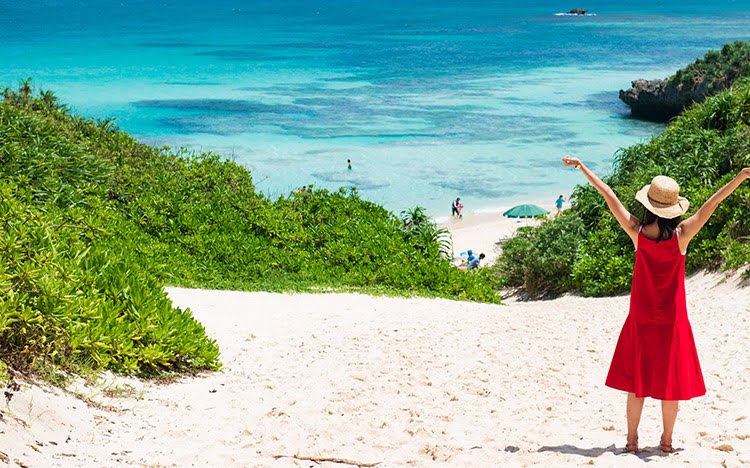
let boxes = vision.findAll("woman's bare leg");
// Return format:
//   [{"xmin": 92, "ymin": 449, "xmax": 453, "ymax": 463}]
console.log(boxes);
[
  {"xmin": 626, "ymin": 393, "xmax": 645, "ymax": 448},
  {"xmin": 661, "ymin": 400, "xmax": 679, "ymax": 450}
]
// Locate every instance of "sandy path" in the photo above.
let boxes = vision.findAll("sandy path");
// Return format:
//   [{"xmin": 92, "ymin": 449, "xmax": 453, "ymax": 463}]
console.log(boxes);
[{"xmin": 2, "ymin": 272, "xmax": 749, "ymax": 467}]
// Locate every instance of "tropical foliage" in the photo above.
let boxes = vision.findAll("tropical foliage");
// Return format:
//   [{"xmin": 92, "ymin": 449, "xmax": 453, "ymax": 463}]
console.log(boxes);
[
  {"xmin": 1, "ymin": 82, "xmax": 499, "ymax": 378},
  {"xmin": 496, "ymin": 79, "xmax": 750, "ymax": 297},
  {"xmin": 668, "ymin": 41, "xmax": 750, "ymax": 90}
]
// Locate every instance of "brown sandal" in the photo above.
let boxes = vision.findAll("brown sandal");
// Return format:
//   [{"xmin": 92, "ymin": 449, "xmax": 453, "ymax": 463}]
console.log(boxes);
[
  {"xmin": 659, "ymin": 434, "xmax": 675, "ymax": 453},
  {"xmin": 624, "ymin": 438, "xmax": 639, "ymax": 453}
]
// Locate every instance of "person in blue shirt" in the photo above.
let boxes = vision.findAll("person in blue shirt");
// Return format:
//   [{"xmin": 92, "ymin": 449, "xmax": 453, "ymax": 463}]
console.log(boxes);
[
  {"xmin": 556, "ymin": 195, "xmax": 565, "ymax": 216},
  {"xmin": 467, "ymin": 253, "xmax": 485, "ymax": 270}
]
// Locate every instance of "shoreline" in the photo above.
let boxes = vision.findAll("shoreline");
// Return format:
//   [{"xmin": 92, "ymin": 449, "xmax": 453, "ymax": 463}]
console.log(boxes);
[{"xmin": 439, "ymin": 202, "xmax": 562, "ymax": 265}]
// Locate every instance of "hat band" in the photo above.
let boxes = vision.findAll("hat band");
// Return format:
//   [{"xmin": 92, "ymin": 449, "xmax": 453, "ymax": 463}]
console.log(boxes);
[{"xmin": 647, "ymin": 193, "xmax": 678, "ymax": 208}]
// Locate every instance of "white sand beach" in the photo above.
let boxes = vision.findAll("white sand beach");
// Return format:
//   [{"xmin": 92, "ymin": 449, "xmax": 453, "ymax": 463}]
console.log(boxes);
[
  {"xmin": 2, "ymin": 215, "xmax": 749, "ymax": 467},
  {"xmin": 2, "ymin": 268, "xmax": 749, "ymax": 467}
]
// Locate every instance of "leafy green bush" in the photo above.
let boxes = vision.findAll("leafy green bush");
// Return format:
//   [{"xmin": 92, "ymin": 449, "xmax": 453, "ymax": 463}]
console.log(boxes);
[
  {"xmin": 497, "ymin": 79, "xmax": 750, "ymax": 297},
  {"xmin": 571, "ymin": 216, "xmax": 635, "ymax": 296},
  {"xmin": 495, "ymin": 214, "xmax": 585, "ymax": 296},
  {"xmin": 669, "ymin": 41, "xmax": 750, "ymax": 90},
  {"xmin": 0, "ymin": 182, "xmax": 220, "ymax": 374},
  {"xmin": 105, "ymin": 149, "xmax": 497, "ymax": 299}
]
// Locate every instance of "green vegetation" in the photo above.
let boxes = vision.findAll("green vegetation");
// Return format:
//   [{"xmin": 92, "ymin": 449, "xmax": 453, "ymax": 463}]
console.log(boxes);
[
  {"xmin": 5, "ymin": 69, "xmax": 747, "ymax": 380},
  {"xmin": 669, "ymin": 41, "xmax": 750, "ymax": 90},
  {"xmin": 1, "ymin": 82, "xmax": 499, "ymax": 380},
  {"xmin": 496, "ymin": 79, "xmax": 750, "ymax": 297},
  {"xmin": 0, "ymin": 85, "xmax": 221, "ymax": 377}
]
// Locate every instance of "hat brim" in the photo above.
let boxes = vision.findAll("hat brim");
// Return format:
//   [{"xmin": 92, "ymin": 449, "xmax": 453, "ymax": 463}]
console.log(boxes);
[{"xmin": 635, "ymin": 184, "xmax": 689, "ymax": 219}]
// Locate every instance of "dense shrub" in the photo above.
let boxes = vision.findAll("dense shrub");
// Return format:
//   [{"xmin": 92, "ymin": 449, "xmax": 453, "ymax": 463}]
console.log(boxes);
[
  {"xmin": 669, "ymin": 41, "xmax": 750, "ymax": 91},
  {"xmin": 570, "ymin": 215, "xmax": 635, "ymax": 297},
  {"xmin": 0, "ymin": 89, "xmax": 222, "ymax": 374},
  {"xmin": 495, "ymin": 214, "xmax": 585, "ymax": 297},
  {"xmin": 1, "ymin": 83, "xmax": 500, "ymax": 378},
  {"xmin": 497, "ymin": 79, "xmax": 750, "ymax": 297},
  {"xmin": 95, "ymin": 140, "xmax": 498, "ymax": 301},
  {"xmin": 0, "ymin": 182, "xmax": 220, "ymax": 374}
]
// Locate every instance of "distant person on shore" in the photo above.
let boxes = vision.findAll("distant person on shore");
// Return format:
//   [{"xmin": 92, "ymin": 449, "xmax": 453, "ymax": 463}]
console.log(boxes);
[
  {"xmin": 562, "ymin": 155, "xmax": 750, "ymax": 454},
  {"xmin": 451, "ymin": 197, "xmax": 462, "ymax": 218},
  {"xmin": 555, "ymin": 195, "xmax": 565, "ymax": 216},
  {"xmin": 347, "ymin": 159, "xmax": 352, "ymax": 170},
  {"xmin": 467, "ymin": 253, "xmax": 485, "ymax": 270}
]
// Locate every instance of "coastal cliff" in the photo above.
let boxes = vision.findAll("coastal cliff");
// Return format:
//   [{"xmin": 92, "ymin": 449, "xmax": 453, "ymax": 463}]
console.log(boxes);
[{"xmin": 620, "ymin": 41, "xmax": 750, "ymax": 121}]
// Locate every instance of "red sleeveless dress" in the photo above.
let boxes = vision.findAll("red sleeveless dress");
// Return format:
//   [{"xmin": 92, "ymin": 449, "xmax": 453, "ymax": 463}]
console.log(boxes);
[{"xmin": 605, "ymin": 229, "xmax": 706, "ymax": 400}]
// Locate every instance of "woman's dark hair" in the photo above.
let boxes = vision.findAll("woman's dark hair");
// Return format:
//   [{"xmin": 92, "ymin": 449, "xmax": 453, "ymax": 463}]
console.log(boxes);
[{"xmin": 641, "ymin": 208, "xmax": 681, "ymax": 242}]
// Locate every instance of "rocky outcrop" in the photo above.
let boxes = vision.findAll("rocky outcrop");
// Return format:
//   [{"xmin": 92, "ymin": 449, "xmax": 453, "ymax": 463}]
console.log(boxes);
[
  {"xmin": 618, "ymin": 78, "xmax": 729, "ymax": 121},
  {"xmin": 620, "ymin": 41, "xmax": 750, "ymax": 121},
  {"xmin": 568, "ymin": 8, "xmax": 587, "ymax": 15}
]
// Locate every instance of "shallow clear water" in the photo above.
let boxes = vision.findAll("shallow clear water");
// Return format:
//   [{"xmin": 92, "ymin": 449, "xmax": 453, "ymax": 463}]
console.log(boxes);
[{"xmin": 2, "ymin": 0, "xmax": 749, "ymax": 216}]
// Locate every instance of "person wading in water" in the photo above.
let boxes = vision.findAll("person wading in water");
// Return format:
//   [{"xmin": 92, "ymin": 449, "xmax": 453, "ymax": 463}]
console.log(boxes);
[{"xmin": 451, "ymin": 197, "xmax": 462, "ymax": 218}]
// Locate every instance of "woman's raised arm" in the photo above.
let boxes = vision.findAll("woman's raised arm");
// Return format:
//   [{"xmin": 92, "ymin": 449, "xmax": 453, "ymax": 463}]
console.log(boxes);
[
  {"xmin": 678, "ymin": 168, "xmax": 750, "ymax": 248},
  {"xmin": 562, "ymin": 156, "xmax": 641, "ymax": 246}
]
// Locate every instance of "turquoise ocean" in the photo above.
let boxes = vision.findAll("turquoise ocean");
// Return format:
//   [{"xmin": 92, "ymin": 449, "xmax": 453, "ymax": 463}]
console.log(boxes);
[{"xmin": 2, "ymin": 0, "xmax": 749, "ymax": 218}]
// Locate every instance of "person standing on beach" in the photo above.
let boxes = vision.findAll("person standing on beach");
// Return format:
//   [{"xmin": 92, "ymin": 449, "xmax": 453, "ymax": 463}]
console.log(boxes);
[
  {"xmin": 451, "ymin": 197, "xmax": 461, "ymax": 217},
  {"xmin": 347, "ymin": 159, "xmax": 352, "ymax": 170},
  {"xmin": 555, "ymin": 195, "xmax": 565, "ymax": 216},
  {"xmin": 562, "ymin": 155, "xmax": 750, "ymax": 454}
]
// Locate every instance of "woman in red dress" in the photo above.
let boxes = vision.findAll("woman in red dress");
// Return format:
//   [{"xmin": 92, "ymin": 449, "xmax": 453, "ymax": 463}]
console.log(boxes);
[{"xmin": 562, "ymin": 156, "xmax": 750, "ymax": 453}]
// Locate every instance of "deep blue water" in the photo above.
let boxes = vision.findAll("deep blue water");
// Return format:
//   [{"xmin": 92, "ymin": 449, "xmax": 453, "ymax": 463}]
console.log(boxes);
[{"xmin": 2, "ymin": 0, "xmax": 749, "ymax": 216}]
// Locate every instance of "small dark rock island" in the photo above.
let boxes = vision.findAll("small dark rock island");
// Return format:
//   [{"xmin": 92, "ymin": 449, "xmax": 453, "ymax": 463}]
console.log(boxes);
[
  {"xmin": 620, "ymin": 41, "xmax": 750, "ymax": 121},
  {"xmin": 568, "ymin": 8, "xmax": 588, "ymax": 15}
]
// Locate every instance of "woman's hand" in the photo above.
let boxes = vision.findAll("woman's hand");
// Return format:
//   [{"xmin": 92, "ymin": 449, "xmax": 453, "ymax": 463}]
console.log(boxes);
[
  {"xmin": 562, "ymin": 155, "xmax": 582, "ymax": 168},
  {"xmin": 560, "ymin": 154, "xmax": 640, "ymax": 244},
  {"xmin": 679, "ymin": 166, "xmax": 750, "ymax": 248}
]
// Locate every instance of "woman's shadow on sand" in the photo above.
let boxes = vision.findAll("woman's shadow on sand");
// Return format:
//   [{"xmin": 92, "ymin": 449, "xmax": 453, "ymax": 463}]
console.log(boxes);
[{"xmin": 537, "ymin": 444, "xmax": 682, "ymax": 461}]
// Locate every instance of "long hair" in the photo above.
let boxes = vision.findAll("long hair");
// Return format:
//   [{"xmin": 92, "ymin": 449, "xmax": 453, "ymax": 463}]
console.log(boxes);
[{"xmin": 641, "ymin": 208, "xmax": 681, "ymax": 242}]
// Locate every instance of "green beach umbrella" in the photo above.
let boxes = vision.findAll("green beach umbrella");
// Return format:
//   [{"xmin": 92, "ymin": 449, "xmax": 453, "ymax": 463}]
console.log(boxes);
[{"xmin": 503, "ymin": 204, "xmax": 548, "ymax": 218}]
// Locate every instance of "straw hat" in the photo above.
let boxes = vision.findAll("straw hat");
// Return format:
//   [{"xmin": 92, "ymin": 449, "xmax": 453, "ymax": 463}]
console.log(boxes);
[{"xmin": 635, "ymin": 175, "xmax": 689, "ymax": 219}]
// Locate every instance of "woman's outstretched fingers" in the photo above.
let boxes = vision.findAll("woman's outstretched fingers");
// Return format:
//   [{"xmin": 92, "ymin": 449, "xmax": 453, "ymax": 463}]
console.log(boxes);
[{"xmin": 562, "ymin": 155, "xmax": 581, "ymax": 167}]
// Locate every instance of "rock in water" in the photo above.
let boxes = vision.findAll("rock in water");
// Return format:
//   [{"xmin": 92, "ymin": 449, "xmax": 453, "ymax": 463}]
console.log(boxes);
[
  {"xmin": 619, "ymin": 78, "xmax": 729, "ymax": 121},
  {"xmin": 619, "ymin": 41, "xmax": 750, "ymax": 121}
]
